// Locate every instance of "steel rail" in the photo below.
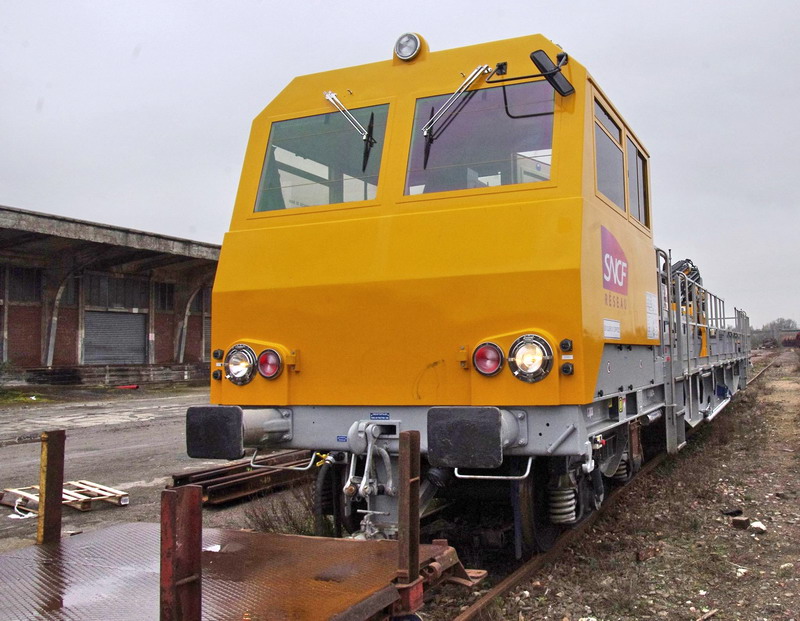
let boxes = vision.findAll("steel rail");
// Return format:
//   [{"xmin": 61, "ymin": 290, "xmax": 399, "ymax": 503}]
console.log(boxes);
[
  {"xmin": 747, "ymin": 354, "xmax": 778, "ymax": 386},
  {"xmin": 170, "ymin": 449, "xmax": 311, "ymax": 485},
  {"xmin": 452, "ymin": 354, "xmax": 777, "ymax": 621},
  {"xmin": 169, "ymin": 449, "xmax": 314, "ymax": 505}
]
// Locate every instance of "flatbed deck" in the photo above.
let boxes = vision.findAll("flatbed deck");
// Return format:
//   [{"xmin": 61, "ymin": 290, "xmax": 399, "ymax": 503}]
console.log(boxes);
[{"xmin": 0, "ymin": 522, "xmax": 453, "ymax": 620}]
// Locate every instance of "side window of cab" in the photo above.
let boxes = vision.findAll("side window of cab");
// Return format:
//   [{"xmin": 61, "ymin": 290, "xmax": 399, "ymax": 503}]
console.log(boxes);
[
  {"xmin": 626, "ymin": 136, "xmax": 649, "ymax": 227},
  {"xmin": 593, "ymin": 96, "xmax": 650, "ymax": 228},
  {"xmin": 594, "ymin": 99, "xmax": 625, "ymax": 211}
]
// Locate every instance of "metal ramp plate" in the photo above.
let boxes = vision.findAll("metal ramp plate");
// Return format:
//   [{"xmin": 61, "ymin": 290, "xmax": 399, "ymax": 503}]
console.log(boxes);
[{"xmin": 0, "ymin": 522, "xmax": 449, "ymax": 620}]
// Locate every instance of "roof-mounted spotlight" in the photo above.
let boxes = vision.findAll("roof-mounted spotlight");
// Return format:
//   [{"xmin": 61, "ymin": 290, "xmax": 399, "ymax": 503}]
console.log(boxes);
[{"xmin": 394, "ymin": 32, "xmax": 423, "ymax": 61}]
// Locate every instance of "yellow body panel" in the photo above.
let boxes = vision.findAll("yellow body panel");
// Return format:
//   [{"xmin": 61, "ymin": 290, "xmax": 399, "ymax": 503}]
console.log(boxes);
[{"xmin": 211, "ymin": 34, "xmax": 659, "ymax": 408}]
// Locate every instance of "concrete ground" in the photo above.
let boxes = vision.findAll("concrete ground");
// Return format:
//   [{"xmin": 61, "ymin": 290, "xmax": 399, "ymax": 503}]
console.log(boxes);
[{"xmin": 0, "ymin": 385, "xmax": 249, "ymax": 552}]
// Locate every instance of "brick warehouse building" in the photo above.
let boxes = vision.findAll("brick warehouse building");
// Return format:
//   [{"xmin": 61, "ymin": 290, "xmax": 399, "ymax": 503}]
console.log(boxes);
[{"xmin": 0, "ymin": 205, "xmax": 219, "ymax": 385}]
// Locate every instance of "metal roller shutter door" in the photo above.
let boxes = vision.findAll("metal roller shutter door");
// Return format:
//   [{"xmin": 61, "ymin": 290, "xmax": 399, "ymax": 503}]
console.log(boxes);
[{"xmin": 84, "ymin": 311, "xmax": 147, "ymax": 364}]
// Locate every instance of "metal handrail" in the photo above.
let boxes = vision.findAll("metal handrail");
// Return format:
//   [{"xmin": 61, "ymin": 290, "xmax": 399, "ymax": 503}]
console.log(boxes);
[
  {"xmin": 454, "ymin": 457, "xmax": 533, "ymax": 481},
  {"xmin": 248, "ymin": 449, "xmax": 319, "ymax": 471}
]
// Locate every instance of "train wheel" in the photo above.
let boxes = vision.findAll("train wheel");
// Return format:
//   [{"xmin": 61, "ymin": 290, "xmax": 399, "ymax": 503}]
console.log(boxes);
[{"xmin": 517, "ymin": 458, "xmax": 560, "ymax": 554}]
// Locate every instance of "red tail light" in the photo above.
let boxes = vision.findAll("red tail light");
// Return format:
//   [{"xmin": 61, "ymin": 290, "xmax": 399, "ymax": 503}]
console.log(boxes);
[
  {"xmin": 257, "ymin": 349, "xmax": 283, "ymax": 379},
  {"xmin": 473, "ymin": 343, "xmax": 503, "ymax": 376}
]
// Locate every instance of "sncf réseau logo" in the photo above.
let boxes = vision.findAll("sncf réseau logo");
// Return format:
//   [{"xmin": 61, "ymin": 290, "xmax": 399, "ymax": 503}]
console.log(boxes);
[{"xmin": 601, "ymin": 226, "xmax": 628, "ymax": 295}]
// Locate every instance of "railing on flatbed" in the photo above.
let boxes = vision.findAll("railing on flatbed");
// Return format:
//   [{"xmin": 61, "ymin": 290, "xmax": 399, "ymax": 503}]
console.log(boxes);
[{"xmin": 656, "ymin": 248, "xmax": 750, "ymax": 453}]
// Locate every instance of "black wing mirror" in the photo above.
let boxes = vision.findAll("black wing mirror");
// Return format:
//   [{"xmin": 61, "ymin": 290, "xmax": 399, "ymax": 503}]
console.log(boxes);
[{"xmin": 530, "ymin": 50, "xmax": 575, "ymax": 97}]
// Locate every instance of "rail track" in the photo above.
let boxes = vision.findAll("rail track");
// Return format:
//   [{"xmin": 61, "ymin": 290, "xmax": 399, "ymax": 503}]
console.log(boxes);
[{"xmin": 451, "ymin": 355, "xmax": 777, "ymax": 621}]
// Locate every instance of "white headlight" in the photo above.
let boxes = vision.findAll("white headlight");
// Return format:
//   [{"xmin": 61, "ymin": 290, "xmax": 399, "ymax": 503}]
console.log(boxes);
[
  {"xmin": 508, "ymin": 335, "xmax": 553, "ymax": 383},
  {"xmin": 225, "ymin": 345, "xmax": 256, "ymax": 385},
  {"xmin": 394, "ymin": 32, "xmax": 422, "ymax": 61}
]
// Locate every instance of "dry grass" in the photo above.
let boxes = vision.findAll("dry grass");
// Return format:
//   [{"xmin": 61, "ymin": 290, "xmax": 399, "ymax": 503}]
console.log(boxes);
[
  {"xmin": 242, "ymin": 483, "xmax": 327, "ymax": 536},
  {"xmin": 0, "ymin": 389, "xmax": 53, "ymax": 404}
]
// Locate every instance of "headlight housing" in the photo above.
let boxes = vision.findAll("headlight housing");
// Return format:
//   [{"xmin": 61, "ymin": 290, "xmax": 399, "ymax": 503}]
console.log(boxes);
[
  {"xmin": 394, "ymin": 32, "xmax": 422, "ymax": 61},
  {"xmin": 224, "ymin": 344, "xmax": 257, "ymax": 385},
  {"xmin": 508, "ymin": 334, "xmax": 553, "ymax": 383}
]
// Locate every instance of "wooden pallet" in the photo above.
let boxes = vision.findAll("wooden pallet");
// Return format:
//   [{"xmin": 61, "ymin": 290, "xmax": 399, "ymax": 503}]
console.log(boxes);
[{"xmin": 0, "ymin": 480, "xmax": 129, "ymax": 513}]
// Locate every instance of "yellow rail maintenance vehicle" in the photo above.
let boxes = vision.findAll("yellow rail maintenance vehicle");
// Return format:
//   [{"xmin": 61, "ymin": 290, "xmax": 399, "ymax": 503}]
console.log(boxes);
[{"xmin": 187, "ymin": 33, "xmax": 750, "ymax": 552}]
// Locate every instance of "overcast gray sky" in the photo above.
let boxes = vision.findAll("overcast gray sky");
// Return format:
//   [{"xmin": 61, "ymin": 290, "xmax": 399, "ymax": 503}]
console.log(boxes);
[{"xmin": 2, "ymin": 1, "xmax": 798, "ymax": 328}]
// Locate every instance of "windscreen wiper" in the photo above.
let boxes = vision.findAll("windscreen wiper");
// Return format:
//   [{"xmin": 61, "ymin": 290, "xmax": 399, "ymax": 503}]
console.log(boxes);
[
  {"xmin": 324, "ymin": 91, "xmax": 377, "ymax": 172},
  {"xmin": 362, "ymin": 112, "xmax": 375, "ymax": 172},
  {"xmin": 423, "ymin": 107, "xmax": 434, "ymax": 169},
  {"xmin": 421, "ymin": 64, "xmax": 491, "ymax": 138}
]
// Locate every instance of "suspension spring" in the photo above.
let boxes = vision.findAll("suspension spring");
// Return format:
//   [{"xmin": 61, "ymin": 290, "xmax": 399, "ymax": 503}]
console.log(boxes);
[
  {"xmin": 548, "ymin": 487, "xmax": 578, "ymax": 524},
  {"xmin": 613, "ymin": 454, "xmax": 630, "ymax": 481}
]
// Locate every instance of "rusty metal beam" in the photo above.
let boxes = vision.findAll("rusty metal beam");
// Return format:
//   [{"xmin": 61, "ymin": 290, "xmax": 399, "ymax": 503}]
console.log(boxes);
[
  {"xmin": 171, "ymin": 450, "xmax": 311, "ymax": 487},
  {"xmin": 160, "ymin": 485, "xmax": 202, "ymax": 621},
  {"xmin": 170, "ymin": 450, "xmax": 313, "ymax": 505},
  {"xmin": 397, "ymin": 430, "xmax": 421, "ymax": 584},
  {"xmin": 36, "ymin": 430, "xmax": 65, "ymax": 545},
  {"xmin": 395, "ymin": 430, "xmax": 424, "ymax": 616}
]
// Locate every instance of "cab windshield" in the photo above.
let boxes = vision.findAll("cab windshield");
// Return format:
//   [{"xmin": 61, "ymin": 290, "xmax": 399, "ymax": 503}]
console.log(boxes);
[
  {"xmin": 255, "ymin": 104, "xmax": 389, "ymax": 212},
  {"xmin": 405, "ymin": 81, "xmax": 554, "ymax": 195}
]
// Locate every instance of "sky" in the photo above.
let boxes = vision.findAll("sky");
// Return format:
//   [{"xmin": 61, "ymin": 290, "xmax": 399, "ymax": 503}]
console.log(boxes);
[{"xmin": 1, "ymin": 1, "xmax": 798, "ymax": 328}]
